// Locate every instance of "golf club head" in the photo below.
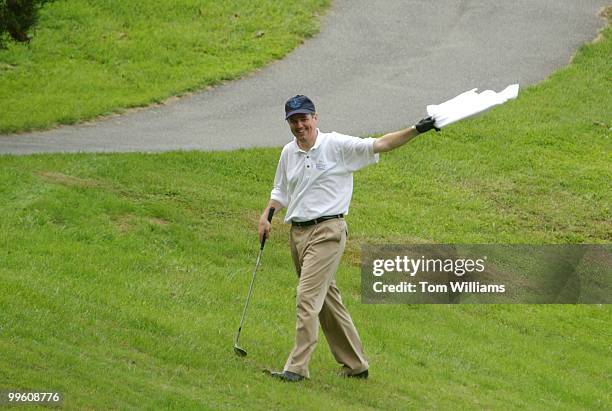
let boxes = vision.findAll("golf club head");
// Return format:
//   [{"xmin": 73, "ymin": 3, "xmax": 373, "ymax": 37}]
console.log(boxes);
[{"xmin": 233, "ymin": 345, "xmax": 247, "ymax": 357}]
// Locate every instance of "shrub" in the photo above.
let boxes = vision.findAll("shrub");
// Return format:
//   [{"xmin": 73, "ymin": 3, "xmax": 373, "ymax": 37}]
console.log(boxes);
[{"xmin": 0, "ymin": 0, "xmax": 53, "ymax": 47}]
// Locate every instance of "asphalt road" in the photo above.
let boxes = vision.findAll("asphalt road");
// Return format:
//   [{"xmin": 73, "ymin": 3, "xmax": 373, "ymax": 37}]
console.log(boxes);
[{"xmin": 0, "ymin": 0, "xmax": 607, "ymax": 155}]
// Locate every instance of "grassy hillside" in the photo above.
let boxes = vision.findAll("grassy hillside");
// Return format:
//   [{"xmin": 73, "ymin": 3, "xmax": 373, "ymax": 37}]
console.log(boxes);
[
  {"xmin": 0, "ymin": 0, "xmax": 329, "ymax": 133},
  {"xmin": 0, "ymin": 8, "xmax": 610, "ymax": 411}
]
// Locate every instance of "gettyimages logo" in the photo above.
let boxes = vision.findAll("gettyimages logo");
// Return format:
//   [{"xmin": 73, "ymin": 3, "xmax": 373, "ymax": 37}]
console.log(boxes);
[
  {"xmin": 361, "ymin": 245, "xmax": 611, "ymax": 304},
  {"xmin": 371, "ymin": 255, "xmax": 487, "ymax": 277}
]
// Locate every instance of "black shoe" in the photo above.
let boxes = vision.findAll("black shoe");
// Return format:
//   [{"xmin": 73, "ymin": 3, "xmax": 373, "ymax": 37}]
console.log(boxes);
[
  {"xmin": 343, "ymin": 369, "xmax": 368, "ymax": 379},
  {"xmin": 269, "ymin": 370, "xmax": 305, "ymax": 382}
]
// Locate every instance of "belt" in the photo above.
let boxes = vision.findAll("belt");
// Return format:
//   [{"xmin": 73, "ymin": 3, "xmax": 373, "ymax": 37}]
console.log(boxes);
[{"xmin": 291, "ymin": 214, "xmax": 344, "ymax": 227}]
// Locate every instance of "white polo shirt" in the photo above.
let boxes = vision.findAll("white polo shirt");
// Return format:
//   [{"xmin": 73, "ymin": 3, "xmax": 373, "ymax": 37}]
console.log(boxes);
[{"xmin": 270, "ymin": 129, "xmax": 379, "ymax": 223}]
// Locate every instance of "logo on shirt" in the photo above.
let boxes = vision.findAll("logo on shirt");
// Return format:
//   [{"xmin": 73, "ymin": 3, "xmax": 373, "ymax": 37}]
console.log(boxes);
[{"xmin": 316, "ymin": 161, "xmax": 327, "ymax": 170}]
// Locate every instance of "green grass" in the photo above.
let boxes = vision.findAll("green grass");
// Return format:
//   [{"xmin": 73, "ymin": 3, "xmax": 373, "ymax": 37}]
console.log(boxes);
[
  {"xmin": 1, "ymin": 9, "xmax": 611, "ymax": 411},
  {"xmin": 0, "ymin": 0, "xmax": 329, "ymax": 133}
]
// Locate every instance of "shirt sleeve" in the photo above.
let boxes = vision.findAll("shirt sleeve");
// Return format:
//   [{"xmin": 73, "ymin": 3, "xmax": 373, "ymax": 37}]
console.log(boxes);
[
  {"xmin": 270, "ymin": 151, "xmax": 288, "ymax": 207},
  {"xmin": 335, "ymin": 133, "xmax": 380, "ymax": 172}
]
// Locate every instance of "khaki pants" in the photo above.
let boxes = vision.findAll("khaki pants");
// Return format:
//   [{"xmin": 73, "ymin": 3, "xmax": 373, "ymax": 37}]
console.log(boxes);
[{"xmin": 283, "ymin": 218, "xmax": 368, "ymax": 378}]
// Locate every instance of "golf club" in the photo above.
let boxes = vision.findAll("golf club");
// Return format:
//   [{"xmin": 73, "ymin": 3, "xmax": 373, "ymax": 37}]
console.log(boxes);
[{"xmin": 233, "ymin": 207, "xmax": 275, "ymax": 357}]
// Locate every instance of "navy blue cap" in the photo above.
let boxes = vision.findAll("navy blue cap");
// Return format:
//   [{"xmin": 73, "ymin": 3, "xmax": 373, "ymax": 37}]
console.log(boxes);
[{"xmin": 285, "ymin": 95, "xmax": 316, "ymax": 119}]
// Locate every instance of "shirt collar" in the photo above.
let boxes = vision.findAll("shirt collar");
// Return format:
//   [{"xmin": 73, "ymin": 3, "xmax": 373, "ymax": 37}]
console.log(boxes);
[{"xmin": 293, "ymin": 129, "xmax": 322, "ymax": 153}]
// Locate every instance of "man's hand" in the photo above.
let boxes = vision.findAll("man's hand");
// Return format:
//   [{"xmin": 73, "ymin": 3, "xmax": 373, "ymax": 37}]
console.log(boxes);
[
  {"xmin": 258, "ymin": 203, "xmax": 279, "ymax": 245},
  {"xmin": 258, "ymin": 213, "xmax": 271, "ymax": 244},
  {"xmin": 415, "ymin": 116, "xmax": 440, "ymax": 133}
]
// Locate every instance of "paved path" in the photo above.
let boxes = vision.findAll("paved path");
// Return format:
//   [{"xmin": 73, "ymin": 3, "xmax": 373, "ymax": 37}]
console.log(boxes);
[{"xmin": 0, "ymin": 0, "xmax": 606, "ymax": 155}]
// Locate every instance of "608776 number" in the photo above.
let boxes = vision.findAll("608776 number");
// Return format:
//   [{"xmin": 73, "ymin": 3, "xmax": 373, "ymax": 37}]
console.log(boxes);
[{"xmin": 3, "ymin": 391, "xmax": 62, "ymax": 403}]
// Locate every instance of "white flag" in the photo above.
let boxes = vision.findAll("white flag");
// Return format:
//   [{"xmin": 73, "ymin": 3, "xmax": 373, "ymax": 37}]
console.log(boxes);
[{"xmin": 427, "ymin": 84, "xmax": 519, "ymax": 128}]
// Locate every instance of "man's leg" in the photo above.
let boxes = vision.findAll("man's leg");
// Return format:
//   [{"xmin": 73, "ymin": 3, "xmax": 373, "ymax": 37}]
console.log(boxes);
[
  {"xmin": 283, "ymin": 219, "xmax": 346, "ymax": 378},
  {"xmin": 319, "ymin": 279, "xmax": 369, "ymax": 375}
]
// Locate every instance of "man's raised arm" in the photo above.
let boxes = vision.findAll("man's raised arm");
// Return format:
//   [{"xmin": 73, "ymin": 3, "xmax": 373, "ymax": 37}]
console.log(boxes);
[{"xmin": 373, "ymin": 117, "xmax": 438, "ymax": 153}]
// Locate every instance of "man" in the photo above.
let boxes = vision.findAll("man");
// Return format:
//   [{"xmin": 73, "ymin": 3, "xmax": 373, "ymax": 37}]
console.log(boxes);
[{"xmin": 259, "ymin": 95, "xmax": 437, "ymax": 382}]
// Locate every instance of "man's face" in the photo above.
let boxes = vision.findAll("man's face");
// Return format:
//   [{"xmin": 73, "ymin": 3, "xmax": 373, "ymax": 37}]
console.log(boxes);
[{"xmin": 287, "ymin": 113, "xmax": 318, "ymax": 141}]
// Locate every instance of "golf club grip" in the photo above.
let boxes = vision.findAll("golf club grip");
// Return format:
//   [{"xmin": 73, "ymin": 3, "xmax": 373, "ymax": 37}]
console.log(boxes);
[{"xmin": 260, "ymin": 207, "xmax": 275, "ymax": 249}]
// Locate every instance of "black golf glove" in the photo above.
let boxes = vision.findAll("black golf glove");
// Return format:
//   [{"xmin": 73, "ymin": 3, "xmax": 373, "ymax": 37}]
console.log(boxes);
[{"xmin": 415, "ymin": 116, "xmax": 440, "ymax": 133}]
